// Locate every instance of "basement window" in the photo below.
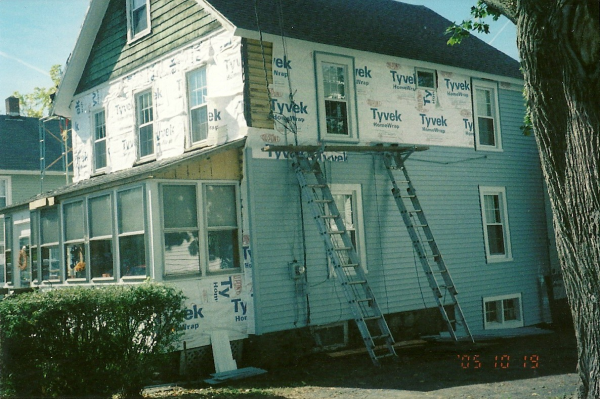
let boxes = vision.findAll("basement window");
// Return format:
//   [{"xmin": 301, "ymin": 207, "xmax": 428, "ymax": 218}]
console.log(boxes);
[
  {"xmin": 483, "ymin": 293, "xmax": 523, "ymax": 329},
  {"xmin": 127, "ymin": 0, "xmax": 151, "ymax": 42}
]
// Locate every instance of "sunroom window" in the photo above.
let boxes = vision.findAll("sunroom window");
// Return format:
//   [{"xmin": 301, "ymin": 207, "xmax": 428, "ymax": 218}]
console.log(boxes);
[{"xmin": 117, "ymin": 187, "xmax": 146, "ymax": 277}]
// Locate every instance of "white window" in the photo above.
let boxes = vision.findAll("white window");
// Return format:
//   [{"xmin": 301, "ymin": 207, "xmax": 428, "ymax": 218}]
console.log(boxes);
[
  {"xmin": 483, "ymin": 293, "xmax": 523, "ymax": 329},
  {"xmin": 127, "ymin": 0, "xmax": 151, "ymax": 41},
  {"xmin": 63, "ymin": 201, "xmax": 86, "ymax": 280},
  {"xmin": 136, "ymin": 90, "xmax": 154, "ymax": 159},
  {"xmin": 0, "ymin": 177, "xmax": 11, "ymax": 208},
  {"xmin": 161, "ymin": 182, "xmax": 241, "ymax": 277},
  {"xmin": 315, "ymin": 53, "xmax": 358, "ymax": 141},
  {"xmin": 88, "ymin": 194, "xmax": 114, "ymax": 279},
  {"xmin": 40, "ymin": 208, "xmax": 60, "ymax": 282},
  {"xmin": 93, "ymin": 110, "xmax": 107, "ymax": 171},
  {"xmin": 329, "ymin": 184, "xmax": 366, "ymax": 273},
  {"xmin": 416, "ymin": 68, "xmax": 436, "ymax": 89},
  {"xmin": 0, "ymin": 216, "xmax": 4, "ymax": 283},
  {"xmin": 473, "ymin": 79, "xmax": 502, "ymax": 150},
  {"xmin": 479, "ymin": 186, "xmax": 512, "ymax": 262},
  {"xmin": 117, "ymin": 187, "xmax": 147, "ymax": 278},
  {"xmin": 187, "ymin": 67, "xmax": 208, "ymax": 145}
]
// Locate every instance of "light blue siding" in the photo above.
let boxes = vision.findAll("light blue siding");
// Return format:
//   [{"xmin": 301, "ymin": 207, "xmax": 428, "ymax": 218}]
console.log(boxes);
[{"xmin": 247, "ymin": 87, "xmax": 550, "ymax": 335}]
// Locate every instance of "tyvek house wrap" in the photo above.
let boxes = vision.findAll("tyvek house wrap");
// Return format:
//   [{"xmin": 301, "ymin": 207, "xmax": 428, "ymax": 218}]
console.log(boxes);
[{"xmin": 69, "ymin": 31, "xmax": 246, "ymax": 182}]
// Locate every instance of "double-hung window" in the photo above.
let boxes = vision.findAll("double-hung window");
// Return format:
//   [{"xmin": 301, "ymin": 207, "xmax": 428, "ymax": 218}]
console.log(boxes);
[
  {"xmin": 315, "ymin": 53, "xmax": 358, "ymax": 141},
  {"xmin": 473, "ymin": 79, "xmax": 502, "ymax": 150},
  {"xmin": 93, "ymin": 110, "xmax": 107, "ymax": 171},
  {"xmin": 40, "ymin": 208, "xmax": 60, "ymax": 281},
  {"xmin": 187, "ymin": 67, "xmax": 208, "ymax": 145},
  {"xmin": 117, "ymin": 187, "xmax": 147, "ymax": 277},
  {"xmin": 64, "ymin": 201, "xmax": 86, "ymax": 280},
  {"xmin": 0, "ymin": 177, "xmax": 10, "ymax": 208},
  {"xmin": 328, "ymin": 184, "xmax": 366, "ymax": 274},
  {"xmin": 136, "ymin": 90, "xmax": 154, "ymax": 159},
  {"xmin": 161, "ymin": 182, "xmax": 241, "ymax": 277},
  {"xmin": 162, "ymin": 185, "xmax": 200, "ymax": 276},
  {"xmin": 479, "ymin": 186, "xmax": 512, "ymax": 262},
  {"xmin": 127, "ymin": 0, "xmax": 151, "ymax": 41},
  {"xmin": 483, "ymin": 293, "xmax": 523, "ymax": 329}
]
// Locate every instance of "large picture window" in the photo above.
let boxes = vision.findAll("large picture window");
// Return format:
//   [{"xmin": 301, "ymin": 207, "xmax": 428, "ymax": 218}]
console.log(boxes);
[
  {"xmin": 161, "ymin": 182, "xmax": 241, "ymax": 277},
  {"xmin": 187, "ymin": 67, "xmax": 208, "ymax": 145},
  {"xmin": 315, "ymin": 53, "xmax": 358, "ymax": 142},
  {"xmin": 479, "ymin": 186, "xmax": 512, "ymax": 262},
  {"xmin": 117, "ymin": 187, "xmax": 146, "ymax": 277},
  {"xmin": 127, "ymin": 0, "xmax": 151, "ymax": 41},
  {"xmin": 136, "ymin": 90, "xmax": 154, "ymax": 159},
  {"xmin": 473, "ymin": 79, "xmax": 502, "ymax": 150},
  {"xmin": 93, "ymin": 110, "xmax": 107, "ymax": 171}
]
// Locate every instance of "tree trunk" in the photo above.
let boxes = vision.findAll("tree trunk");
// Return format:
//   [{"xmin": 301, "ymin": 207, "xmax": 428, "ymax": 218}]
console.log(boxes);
[{"xmin": 511, "ymin": 1, "xmax": 600, "ymax": 397}]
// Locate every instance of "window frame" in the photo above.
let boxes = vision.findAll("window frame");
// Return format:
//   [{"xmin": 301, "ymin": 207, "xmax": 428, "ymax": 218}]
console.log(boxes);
[
  {"xmin": 160, "ymin": 180, "xmax": 242, "ymax": 278},
  {"xmin": 473, "ymin": 79, "xmax": 502, "ymax": 151},
  {"xmin": 329, "ymin": 184, "xmax": 367, "ymax": 273},
  {"xmin": 116, "ymin": 185, "xmax": 148, "ymax": 279},
  {"xmin": 93, "ymin": 109, "xmax": 108, "ymax": 172},
  {"xmin": 39, "ymin": 207, "xmax": 61, "ymax": 283},
  {"xmin": 4, "ymin": 216, "xmax": 12, "ymax": 285},
  {"xmin": 186, "ymin": 66, "xmax": 209, "ymax": 147},
  {"xmin": 415, "ymin": 68, "xmax": 437, "ymax": 90},
  {"xmin": 0, "ymin": 176, "xmax": 11, "ymax": 208},
  {"xmin": 126, "ymin": 0, "xmax": 151, "ymax": 42},
  {"xmin": 135, "ymin": 89, "xmax": 155, "ymax": 160},
  {"xmin": 314, "ymin": 52, "xmax": 359, "ymax": 143},
  {"xmin": 479, "ymin": 186, "xmax": 513, "ymax": 263},
  {"xmin": 88, "ymin": 193, "xmax": 116, "ymax": 280},
  {"xmin": 483, "ymin": 293, "xmax": 523, "ymax": 329}
]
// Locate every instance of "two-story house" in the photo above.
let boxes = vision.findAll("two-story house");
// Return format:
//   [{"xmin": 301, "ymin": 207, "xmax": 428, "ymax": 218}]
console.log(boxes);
[
  {"xmin": 1, "ymin": 0, "xmax": 556, "ymax": 367},
  {"xmin": 0, "ymin": 97, "xmax": 69, "ymax": 285}
]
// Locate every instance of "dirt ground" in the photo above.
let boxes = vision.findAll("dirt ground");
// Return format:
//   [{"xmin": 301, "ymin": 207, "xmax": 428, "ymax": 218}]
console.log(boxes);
[{"xmin": 144, "ymin": 325, "xmax": 579, "ymax": 399}]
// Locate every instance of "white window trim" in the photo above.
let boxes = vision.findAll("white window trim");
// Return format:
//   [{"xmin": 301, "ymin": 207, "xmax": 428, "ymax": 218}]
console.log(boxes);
[
  {"xmin": 314, "ymin": 52, "xmax": 359, "ymax": 143},
  {"xmin": 415, "ymin": 67, "xmax": 437, "ymax": 90},
  {"xmin": 126, "ymin": 0, "xmax": 151, "ymax": 43},
  {"xmin": 483, "ymin": 293, "xmax": 524, "ymax": 330},
  {"xmin": 135, "ymin": 89, "xmax": 155, "ymax": 161},
  {"xmin": 329, "ymin": 184, "xmax": 367, "ymax": 273},
  {"xmin": 473, "ymin": 79, "xmax": 502, "ymax": 151},
  {"xmin": 92, "ymin": 109, "xmax": 108, "ymax": 173},
  {"xmin": 185, "ymin": 66, "xmax": 209, "ymax": 148},
  {"xmin": 160, "ymin": 180, "xmax": 242, "ymax": 278},
  {"xmin": 479, "ymin": 186, "xmax": 513, "ymax": 263},
  {"xmin": 0, "ymin": 176, "xmax": 11, "ymax": 208}
]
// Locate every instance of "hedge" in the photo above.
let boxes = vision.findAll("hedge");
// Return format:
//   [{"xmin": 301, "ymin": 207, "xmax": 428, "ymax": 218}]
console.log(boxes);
[{"xmin": 0, "ymin": 283, "xmax": 185, "ymax": 398}]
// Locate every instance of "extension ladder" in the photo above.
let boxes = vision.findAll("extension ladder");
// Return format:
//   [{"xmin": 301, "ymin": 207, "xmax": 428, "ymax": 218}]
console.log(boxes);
[
  {"xmin": 383, "ymin": 151, "xmax": 474, "ymax": 343},
  {"xmin": 290, "ymin": 151, "xmax": 397, "ymax": 365}
]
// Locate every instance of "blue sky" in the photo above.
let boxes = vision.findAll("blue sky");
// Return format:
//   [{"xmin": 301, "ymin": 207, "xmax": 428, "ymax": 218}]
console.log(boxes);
[{"xmin": 0, "ymin": 0, "xmax": 518, "ymax": 115}]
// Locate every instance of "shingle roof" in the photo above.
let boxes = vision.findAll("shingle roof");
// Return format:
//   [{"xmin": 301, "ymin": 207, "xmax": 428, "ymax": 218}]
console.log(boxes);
[
  {"xmin": 207, "ymin": 0, "xmax": 522, "ymax": 80},
  {"xmin": 0, "ymin": 116, "xmax": 67, "ymax": 172},
  {"xmin": 0, "ymin": 138, "xmax": 246, "ymax": 213}
]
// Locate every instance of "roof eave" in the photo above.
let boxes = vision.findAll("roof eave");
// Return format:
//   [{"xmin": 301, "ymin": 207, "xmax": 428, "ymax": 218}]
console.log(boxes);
[{"xmin": 51, "ymin": 0, "xmax": 110, "ymax": 118}]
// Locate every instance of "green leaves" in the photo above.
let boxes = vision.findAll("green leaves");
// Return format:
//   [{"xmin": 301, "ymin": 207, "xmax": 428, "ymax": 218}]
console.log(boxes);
[
  {"xmin": 0, "ymin": 283, "xmax": 186, "ymax": 397},
  {"xmin": 445, "ymin": 0, "xmax": 501, "ymax": 45}
]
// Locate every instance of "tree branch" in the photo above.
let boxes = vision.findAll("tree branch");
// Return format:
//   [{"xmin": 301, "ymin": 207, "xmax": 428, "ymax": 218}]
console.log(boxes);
[{"xmin": 481, "ymin": 0, "xmax": 518, "ymax": 23}]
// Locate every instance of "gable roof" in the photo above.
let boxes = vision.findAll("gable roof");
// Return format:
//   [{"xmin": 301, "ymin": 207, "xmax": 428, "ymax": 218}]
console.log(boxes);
[
  {"xmin": 53, "ymin": 0, "xmax": 521, "ymax": 117},
  {"xmin": 0, "ymin": 116, "xmax": 67, "ymax": 172},
  {"xmin": 207, "ymin": 0, "xmax": 521, "ymax": 80}
]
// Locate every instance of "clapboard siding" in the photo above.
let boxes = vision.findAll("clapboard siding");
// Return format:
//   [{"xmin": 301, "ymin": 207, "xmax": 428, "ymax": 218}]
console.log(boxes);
[
  {"xmin": 242, "ymin": 39, "xmax": 274, "ymax": 129},
  {"xmin": 76, "ymin": 0, "xmax": 220, "ymax": 94},
  {"xmin": 247, "ymin": 86, "xmax": 549, "ymax": 334}
]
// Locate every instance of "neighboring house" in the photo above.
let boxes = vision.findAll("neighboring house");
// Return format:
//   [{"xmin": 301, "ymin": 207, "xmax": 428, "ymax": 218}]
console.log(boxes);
[
  {"xmin": 0, "ymin": 97, "xmax": 70, "ymax": 284},
  {"xmin": 1, "ymin": 0, "xmax": 560, "ymax": 367}
]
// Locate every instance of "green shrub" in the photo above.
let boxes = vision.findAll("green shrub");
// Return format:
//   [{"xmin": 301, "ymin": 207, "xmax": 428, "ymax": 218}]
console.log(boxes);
[{"xmin": 0, "ymin": 282, "xmax": 185, "ymax": 398}]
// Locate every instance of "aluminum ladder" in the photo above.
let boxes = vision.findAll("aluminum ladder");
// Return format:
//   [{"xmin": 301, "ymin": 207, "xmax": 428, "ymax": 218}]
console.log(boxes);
[
  {"xmin": 291, "ymin": 151, "xmax": 397, "ymax": 365},
  {"xmin": 383, "ymin": 151, "xmax": 474, "ymax": 343}
]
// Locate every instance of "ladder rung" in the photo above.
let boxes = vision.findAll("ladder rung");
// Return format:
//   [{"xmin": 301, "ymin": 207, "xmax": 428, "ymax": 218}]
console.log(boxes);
[
  {"xmin": 362, "ymin": 316, "xmax": 382, "ymax": 321},
  {"xmin": 347, "ymin": 280, "xmax": 367, "ymax": 285},
  {"xmin": 333, "ymin": 246, "xmax": 352, "ymax": 251},
  {"xmin": 357, "ymin": 298, "xmax": 373, "ymax": 303},
  {"xmin": 307, "ymin": 184, "xmax": 327, "ymax": 188},
  {"xmin": 427, "ymin": 269, "xmax": 448, "ymax": 274},
  {"xmin": 411, "ymin": 224, "xmax": 428, "ymax": 228},
  {"xmin": 375, "ymin": 353, "xmax": 396, "ymax": 360},
  {"xmin": 313, "ymin": 199, "xmax": 332, "ymax": 203},
  {"xmin": 319, "ymin": 215, "xmax": 338, "ymax": 219},
  {"xmin": 327, "ymin": 230, "xmax": 345, "ymax": 235},
  {"xmin": 342, "ymin": 263, "xmax": 359, "ymax": 268},
  {"xmin": 370, "ymin": 334, "xmax": 391, "ymax": 341}
]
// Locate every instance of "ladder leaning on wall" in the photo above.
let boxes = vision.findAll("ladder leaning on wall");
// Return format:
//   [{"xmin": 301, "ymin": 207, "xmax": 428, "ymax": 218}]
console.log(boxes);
[{"xmin": 264, "ymin": 144, "xmax": 474, "ymax": 365}]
